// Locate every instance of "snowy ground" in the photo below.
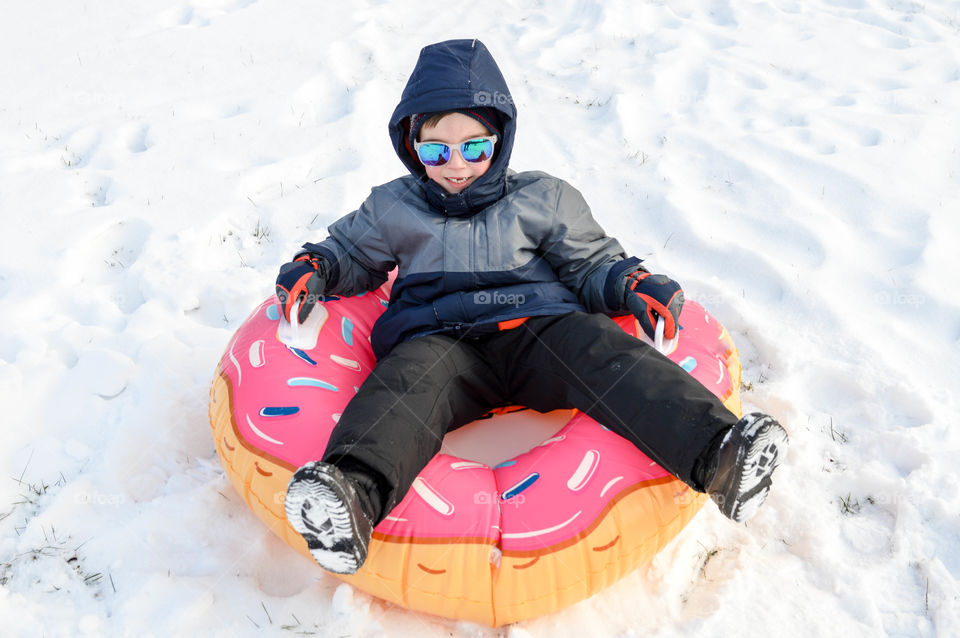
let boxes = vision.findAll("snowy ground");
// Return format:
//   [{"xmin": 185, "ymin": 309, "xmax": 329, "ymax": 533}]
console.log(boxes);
[{"xmin": 2, "ymin": 1, "xmax": 959, "ymax": 636}]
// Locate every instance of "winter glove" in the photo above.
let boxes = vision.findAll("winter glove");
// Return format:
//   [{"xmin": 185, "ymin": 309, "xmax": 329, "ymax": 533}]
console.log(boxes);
[
  {"xmin": 621, "ymin": 267, "xmax": 684, "ymax": 340},
  {"xmin": 275, "ymin": 252, "xmax": 331, "ymax": 324}
]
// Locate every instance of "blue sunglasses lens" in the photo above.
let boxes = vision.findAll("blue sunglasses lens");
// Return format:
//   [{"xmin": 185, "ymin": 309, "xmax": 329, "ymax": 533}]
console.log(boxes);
[
  {"xmin": 417, "ymin": 143, "xmax": 450, "ymax": 166},
  {"xmin": 460, "ymin": 138, "xmax": 493, "ymax": 162},
  {"xmin": 417, "ymin": 138, "xmax": 496, "ymax": 166}
]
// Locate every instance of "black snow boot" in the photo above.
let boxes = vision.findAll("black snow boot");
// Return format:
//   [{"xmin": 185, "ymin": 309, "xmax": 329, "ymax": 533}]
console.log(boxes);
[
  {"xmin": 284, "ymin": 461, "xmax": 375, "ymax": 574},
  {"xmin": 697, "ymin": 412, "xmax": 788, "ymax": 523}
]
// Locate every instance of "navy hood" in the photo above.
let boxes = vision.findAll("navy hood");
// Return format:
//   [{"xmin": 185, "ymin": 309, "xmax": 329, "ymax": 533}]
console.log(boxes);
[{"xmin": 389, "ymin": 39, "xmax": 517, "ymax": 217}]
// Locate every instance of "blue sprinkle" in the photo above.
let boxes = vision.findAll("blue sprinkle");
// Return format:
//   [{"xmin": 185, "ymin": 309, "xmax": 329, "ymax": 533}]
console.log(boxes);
[
  {"xmin": 494, "ymin": 460, "xmax": 517, "ymax": 469},
  {"xmin": 679, "ymin": 356, "xmax": 698, "ymax": 373},
  {"xmin": 260, "ymin": 406, "xmax": 299, "ymax": 417},
  {"xmin": 287, "ymin": 347, "xmax": 317, "ymax": 366},
  {"xmin": 265, "ymin": 305, "xmax": 281, "ymax": 321},
  {"xmin": 287, "ymin": 377, "xmax": 338, "ymax": 392},
  {"xmin": 502, "ymin": 472, "xmax": 539, "ymax": 500},
  {"xmin": 341, "ymin": 317, "xmax": 354, "ymax": 346}
]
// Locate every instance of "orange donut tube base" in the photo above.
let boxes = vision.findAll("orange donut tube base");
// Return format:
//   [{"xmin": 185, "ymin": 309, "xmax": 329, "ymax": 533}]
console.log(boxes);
[{"xmin": 208, "ymin": 285, "xmax": 741, "ymax": 627}]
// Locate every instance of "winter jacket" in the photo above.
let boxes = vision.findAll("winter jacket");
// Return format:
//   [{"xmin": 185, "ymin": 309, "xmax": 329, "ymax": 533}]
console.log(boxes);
[{"xmin": 303, "ymin": 39, "xmax": 641, "ymax": 358}]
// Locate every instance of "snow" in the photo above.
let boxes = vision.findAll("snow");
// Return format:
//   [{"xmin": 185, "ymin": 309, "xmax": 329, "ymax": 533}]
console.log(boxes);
[{"xmin": 2, "ymin": 0, "xmax": 959, "ymax": 636}]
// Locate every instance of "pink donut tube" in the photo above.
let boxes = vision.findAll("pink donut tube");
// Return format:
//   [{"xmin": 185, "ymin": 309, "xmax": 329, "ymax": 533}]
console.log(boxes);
[{"xmin": 208, "ymin": 276, "xmax": 742, "ymax": 626}]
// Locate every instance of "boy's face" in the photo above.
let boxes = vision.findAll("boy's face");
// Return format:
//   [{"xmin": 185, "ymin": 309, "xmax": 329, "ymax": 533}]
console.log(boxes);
[{"xmin": 418, "ymin": 112, "xmax": 493, "ymax": 194}]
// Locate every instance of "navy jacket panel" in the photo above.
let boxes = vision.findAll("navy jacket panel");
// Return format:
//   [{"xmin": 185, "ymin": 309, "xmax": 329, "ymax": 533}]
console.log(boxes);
[{"xmin": 308, "ymin": 171, "xmax": 631, "ymax": 358}]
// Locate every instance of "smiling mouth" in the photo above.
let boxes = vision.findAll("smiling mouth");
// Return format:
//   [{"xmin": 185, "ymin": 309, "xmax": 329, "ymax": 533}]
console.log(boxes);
[{"xmin": 446, "ymin": 176, "xmax": 470, "ymax": 185}]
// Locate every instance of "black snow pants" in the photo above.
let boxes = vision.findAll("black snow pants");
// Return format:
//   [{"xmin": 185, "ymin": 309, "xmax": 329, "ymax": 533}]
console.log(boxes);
[{"xmin": 322, "ymin": 312, "xmax": 738, "ymax": 524}]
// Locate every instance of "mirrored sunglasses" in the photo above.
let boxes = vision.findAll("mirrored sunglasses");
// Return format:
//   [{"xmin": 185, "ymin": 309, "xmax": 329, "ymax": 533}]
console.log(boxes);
[{"xmin": 414, "ymin": 135, "xmax": 498, "ymax": 167}]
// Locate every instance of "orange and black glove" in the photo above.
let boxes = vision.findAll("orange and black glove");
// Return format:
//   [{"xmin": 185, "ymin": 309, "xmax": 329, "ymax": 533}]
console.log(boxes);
[
  {"xmin": 622, "ymin": 267, "xmax": 684, "ymax": 340},
  {"xmin": 275, "ymin": 252, "xmax": 331, "ymax": 324}
]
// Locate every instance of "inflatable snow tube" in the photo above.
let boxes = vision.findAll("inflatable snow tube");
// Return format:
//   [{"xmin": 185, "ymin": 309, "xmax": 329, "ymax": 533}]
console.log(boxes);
[{"xmin": 208, "ymin": 279, "xmax": 741, "ymax": 626}]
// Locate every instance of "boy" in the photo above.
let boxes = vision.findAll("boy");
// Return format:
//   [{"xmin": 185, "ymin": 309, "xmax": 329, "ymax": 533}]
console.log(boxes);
[{"xmin": 275, "ymin": 39, "xmax": 788, "ymax": 575}]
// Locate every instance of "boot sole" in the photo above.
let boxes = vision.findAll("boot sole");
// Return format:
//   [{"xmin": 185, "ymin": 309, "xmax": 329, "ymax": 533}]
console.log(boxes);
[
  {"xmin": 285, "ymin": 462, "xmax": 372, "ymax": 574},
  {"xmin": 715, "ymin": 416, "xmax": 789, "ymax": 522}
]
